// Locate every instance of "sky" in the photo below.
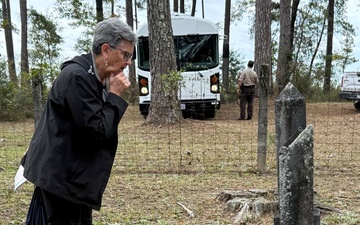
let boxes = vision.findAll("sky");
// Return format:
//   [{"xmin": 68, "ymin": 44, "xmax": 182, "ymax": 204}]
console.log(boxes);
[{"xmin": 2, "ymin": 0, "xmax": 360, "ymax": 74}]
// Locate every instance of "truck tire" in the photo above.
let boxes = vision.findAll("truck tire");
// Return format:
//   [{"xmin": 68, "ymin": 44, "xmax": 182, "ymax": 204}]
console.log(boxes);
[{"xmin": 354, "ymin": 101, "xmax": 360, "ymax": 110}]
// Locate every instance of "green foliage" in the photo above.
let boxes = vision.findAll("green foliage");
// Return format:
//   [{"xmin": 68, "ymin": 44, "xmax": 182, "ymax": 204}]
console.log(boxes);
[
  {"xmin": 54, "ymin": 0, "xmax": 98, "ymax": 53},
  {"xmin": 0, "ymin": 56, "xmax": 32, "ymax": 120},
  {"xmin": 161, "ymin": 70, "xmax": 184, "ymax": 94},
  {"xmin": 289, "ymin": 64, "xmax": 342, "ymax": 102},
  {"xmin": 53, "ymin": 0, "xmax": 133, "ymax": 53},
  {"xmin": 29, "ymin": 8, "xmax": 63, "ymax": 64},
  {"xmin": 0, "ymin": 83, "xmax": 34, "ymax": 120},
  {"xmin": 54, "ymin": 0, "xmax": 95, "ymax": 27},
  {"xmin": 221, "ymin": 49, "xmax": 245, "ymax": 103},
  {"xmin": 28, "ymin": 8, "xmax": 62, "ymax": 89},
  {"xmin": 0, "ymin": 9, "xmax": 64, "ymax": 121},
  {"xmin": 234, "ymin": 0, "xmax": 357, "ymax": 94},
  {"xmin": 228, "ymin": 50, "xmax": 245, "ymax": 85},
  {"xmin": 231, "ymin": 0, "xmax": 252, "ymax": 23}
]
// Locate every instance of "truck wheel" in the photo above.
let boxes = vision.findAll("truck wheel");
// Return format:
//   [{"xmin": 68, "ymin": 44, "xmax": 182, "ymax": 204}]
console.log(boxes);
[
  {"xmin": 204, "ymin": 110, "xmax": 215, "ymax": 118},
  {"xmin": 354, "ymin": 101, "xmax": 360, "ymax": 110},
  {"xmin": 182, "ymin": 111, "xmax": 190, "ymax": 119}
]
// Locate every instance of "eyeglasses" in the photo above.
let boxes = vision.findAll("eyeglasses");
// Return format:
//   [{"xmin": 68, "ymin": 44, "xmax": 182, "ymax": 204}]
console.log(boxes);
[{"xmin": 115, "ymin": 47, "xmax": 133, "ymax": 62}]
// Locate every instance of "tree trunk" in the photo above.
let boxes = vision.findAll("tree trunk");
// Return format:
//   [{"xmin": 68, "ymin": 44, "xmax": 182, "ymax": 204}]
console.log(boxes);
[
  {"xmin": 307, "ymin": 17, "xmax": 326, "ymax": 81},
  {"xmin": 96, "ymin": 0, "xmax": 103, "ymax": 21},
  {"xmin": 288, "ymin": 0, "xmax": 300, "ymax": 88},
  {"xmin": 146, "ymin": 0, "xmax": 183, "ymax": 125},
  {"xmin": 2, "ymin": 0, "xmax": 17, "ymax": 85},
  {"xmin": 255, "ymin": 0, "xmax": 271, "ymax": 173},
  {"xmin": 222, "ymin": 0, "xmax": 230, "ymax": 93},
  {"xmin": 290, "ymin": 0, "xmax": 300, "ymax": 52},
  {"xmin": 126, "ymin": 0, "xmax": 138, "ymax": 104},
  {"xmin": 20, "ymin": 0, "xmax": 29, "ymax": 87},
  {"xmin": 276, "ymin": 0, "xmax": 291, "ymax": 94},
  {"xmin": 324, "ymin": 0, "xmax": 334, "ymax": 94},
  {"xmin": 191, "ymin": 0, "xmax": 196, "ymax": 16},
  {"xmin": 110, "ymin": 0, "xmax": 115, "ymax": 16},
  {"xmin": 255, "ymin": 0, "xmax": 271, "ymax": 77}
]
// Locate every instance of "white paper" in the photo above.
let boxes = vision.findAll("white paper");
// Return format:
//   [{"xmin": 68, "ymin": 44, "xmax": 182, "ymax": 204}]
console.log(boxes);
[{"xmin": 14, "ymin": 165, "xmax": 27, "ymax": 191}]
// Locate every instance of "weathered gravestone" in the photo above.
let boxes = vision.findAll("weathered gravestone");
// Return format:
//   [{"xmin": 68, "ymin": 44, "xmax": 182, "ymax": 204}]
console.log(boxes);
[{"xmin": 274, "ymin": 83, "xmax": 320, "ymax": 225}]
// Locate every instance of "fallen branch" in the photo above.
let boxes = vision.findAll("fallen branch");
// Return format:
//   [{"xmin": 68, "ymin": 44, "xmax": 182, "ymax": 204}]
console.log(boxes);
[
  {"xmin": 177, "ymin": 202, "xmax": 195, "ymax": 217},
  {"xmin": 314, "ymin": 202, "xmax": 342, "ymax": 214}
]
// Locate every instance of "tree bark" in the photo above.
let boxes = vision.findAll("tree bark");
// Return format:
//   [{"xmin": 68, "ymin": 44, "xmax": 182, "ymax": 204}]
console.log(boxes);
[
  {"xmin": 126, "ymin": 0, "xmax": 138, "ymax": 104},
  {"xmin": 146, "ymin": 0, "xmax": 183, "ymax": 125},
  {"xmin": 290, "ymin": 0, "xmax": 300, "ymax": 52},
  {"xmin": 324, "ymin": 0, "xmax": 334, "ymax": 94},
  {"xmin": 96, "ymin": 0, "xmax": 103, "ymax": 22},
  {"xmin": 2, "ymin": 0, "xmax": 17, "ymax": 85},
  {"xmin": 222, "ymin": 0, "xmax": 231, "ymax": 93},
  {"xmin": 276, "ymin": 0, "xmax": 291, "ymax": 94},
  {"xmin": 20, "ymin": 0, "xmax": 29, "ymax": 87},
  {"xmin": 255, "ymin": 0, "xmax": 271, "ymax": 173},
  {"xmin": 255, "ymin": 0, "xmax": 271, "ymax": 76}
]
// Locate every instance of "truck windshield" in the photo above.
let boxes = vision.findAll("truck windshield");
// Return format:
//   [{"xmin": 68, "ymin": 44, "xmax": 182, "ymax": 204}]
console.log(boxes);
[{"xmin": 137, "ymin": 34, "xmax": 219, "ymax": 71}]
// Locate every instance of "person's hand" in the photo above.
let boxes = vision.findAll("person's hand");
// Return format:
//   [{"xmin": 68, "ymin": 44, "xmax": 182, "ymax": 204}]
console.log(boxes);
[{"xmin": 108, "ymin": 72, "xmax": 131, "ymax": 96}]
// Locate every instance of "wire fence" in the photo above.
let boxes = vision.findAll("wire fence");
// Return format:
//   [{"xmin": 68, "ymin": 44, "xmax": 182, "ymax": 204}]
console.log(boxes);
[
  {"xmin": 1, "ymin": 99, "xmax": 360, "ymax": 224},
  {"xmin": 1, "ymin": 100, "xmax": 359, "ymax": 176}
]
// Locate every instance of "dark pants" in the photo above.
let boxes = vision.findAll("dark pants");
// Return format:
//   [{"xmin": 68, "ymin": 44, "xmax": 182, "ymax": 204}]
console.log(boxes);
[
  {"xmin": 32, "ymin": 187, "xmax": 92, "ymax": 225},
  {"xmin": 240, "ymin": 86, "xmax": 255, "ymax": 119}
]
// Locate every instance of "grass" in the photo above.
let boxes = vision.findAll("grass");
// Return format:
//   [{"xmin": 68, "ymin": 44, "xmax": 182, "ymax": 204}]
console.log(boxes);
[{"xmin": 0, "ymin": 100, "xmax": 359, "ymax": 224}]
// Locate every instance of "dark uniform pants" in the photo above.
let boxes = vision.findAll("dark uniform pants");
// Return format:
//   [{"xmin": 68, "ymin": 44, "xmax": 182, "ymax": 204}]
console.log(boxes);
[{"xmin": 240, "ymin": 86, "xmax": 255, "ymax": 119}]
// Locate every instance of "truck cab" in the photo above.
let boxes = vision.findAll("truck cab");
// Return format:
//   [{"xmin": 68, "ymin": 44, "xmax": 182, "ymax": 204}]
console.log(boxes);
[{"xmin": 339, "ymin": 72, "xmax": 360, "ymax": 109}]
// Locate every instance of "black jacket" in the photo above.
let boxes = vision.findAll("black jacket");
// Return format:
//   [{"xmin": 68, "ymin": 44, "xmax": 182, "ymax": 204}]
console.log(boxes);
[{"xmin": 21, "ymin": 53, "xmax": 128, "ymax": 210}]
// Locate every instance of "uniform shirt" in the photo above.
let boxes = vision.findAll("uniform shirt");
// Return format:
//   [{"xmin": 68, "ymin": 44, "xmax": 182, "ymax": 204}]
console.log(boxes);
[{"xmin": 238, "ymin": 67, "xmax": 258, "ymax": 86}]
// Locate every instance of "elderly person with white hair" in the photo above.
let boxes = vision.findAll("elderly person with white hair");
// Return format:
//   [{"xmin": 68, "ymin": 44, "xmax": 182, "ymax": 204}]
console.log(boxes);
[{"xmin": 21, "ymin": 17, "xmax": 137, "ymax": 224}]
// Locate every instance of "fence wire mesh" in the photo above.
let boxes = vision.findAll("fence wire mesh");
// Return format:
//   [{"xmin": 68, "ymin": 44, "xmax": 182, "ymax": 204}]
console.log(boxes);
[
  {"xmin": 1, "ymin": 100, "xmax": 359, "ymax": 175},
  {"xmin": 0, "ymin": 100, "xmax": 359, "ymax": 224}
]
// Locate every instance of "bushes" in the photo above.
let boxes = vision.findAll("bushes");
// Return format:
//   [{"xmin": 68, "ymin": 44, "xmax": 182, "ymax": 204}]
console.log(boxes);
[{"xmin": 0, "ymin": 83, "xmax": 34, "ymax": 121}]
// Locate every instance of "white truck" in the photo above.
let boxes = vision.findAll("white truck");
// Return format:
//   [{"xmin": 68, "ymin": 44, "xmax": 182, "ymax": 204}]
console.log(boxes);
[
  {"xmin": 339, "ymin": 72, "xmax": 360, "ymax": 109},
  {"xmin": 136, "ymin": 14, "xmax": 221, "ymax": 119}
]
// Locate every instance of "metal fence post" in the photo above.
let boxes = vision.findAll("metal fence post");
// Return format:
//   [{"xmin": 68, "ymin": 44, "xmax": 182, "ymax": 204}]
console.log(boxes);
[{"xmin": 257, "ymin": 64, "xmax": 269, "ymax": 173}]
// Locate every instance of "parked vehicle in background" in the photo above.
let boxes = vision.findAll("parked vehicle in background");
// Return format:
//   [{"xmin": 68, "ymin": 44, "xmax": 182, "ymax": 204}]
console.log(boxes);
[
  {"xmin": 136, "ymin": 13, "xmax": 221, "ymax": 119},
  {"xmin": 339, "ymin": 71, "xmax": 360, "ymax": 110}
]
